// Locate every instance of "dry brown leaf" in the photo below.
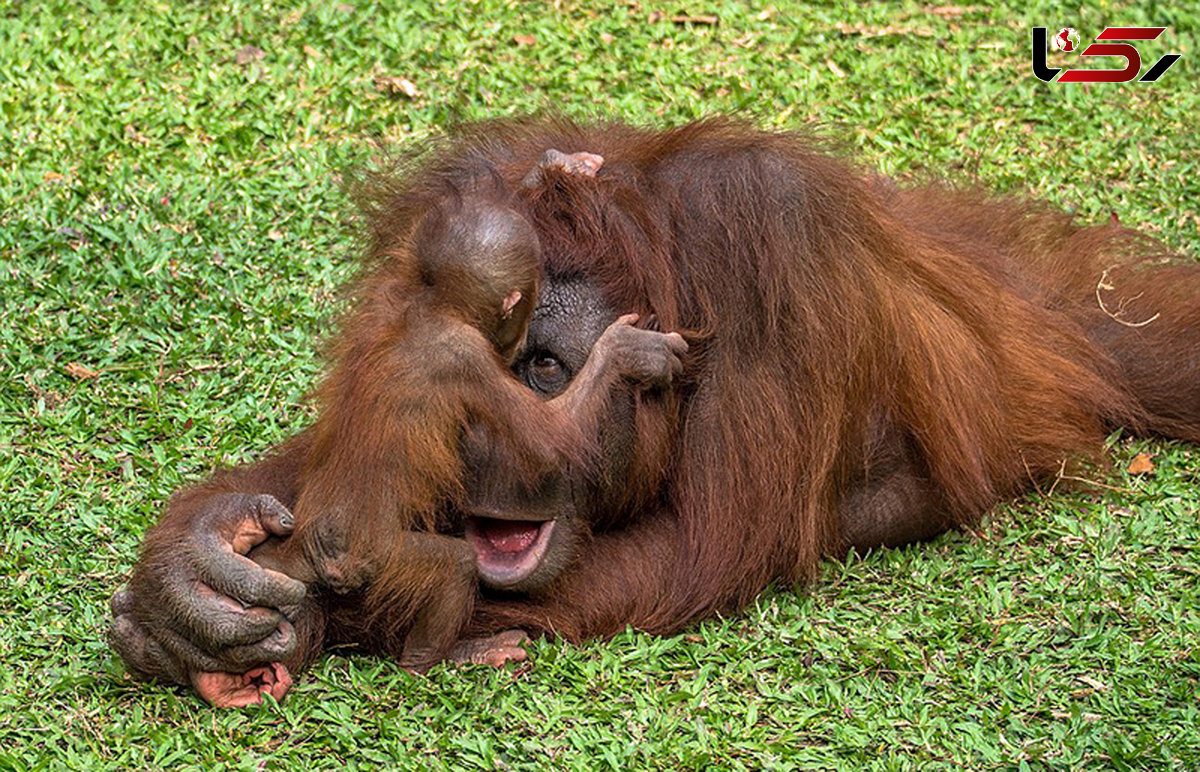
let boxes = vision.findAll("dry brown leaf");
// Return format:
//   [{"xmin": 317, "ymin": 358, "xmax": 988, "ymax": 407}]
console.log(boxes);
[
  {"xmin": 268, "ymin": 230, "xmax": 284, "ymax": 241},
  {"xmin": 65, "ymin": 362, "xmax": 99, "ymax": 380},
  {"xmin": 732, "ymin": 32, "xmax": 757, "ymax": 48},
  {"xmin": 825, "ymin": 59, "xmax": 846, "ymax": 78},
  {"xmin": 834, "ymin": 22, "xmax": 933, "ymax": 38},
  {"xmin": 235, "ymin": 45, "xmax": 265, "ymax": 65},
  {"xmin": 672, "ymin": 14, "xmax": 718, "ymax": 25},
  {"xmin": 124, "ymin": 124, "xmax": 150, "ymax": 146},
  {"xmin": 512, "ymin": 34, "xmax": 537, "ymax": 46},
  {"xmin": 924, "ymin": 4, "xmax": 980, "ymax": 17},
  {"xmin": 302, "ymin": 44, "xmax": 323, "ymax": 59},
  {"xmin": 1127, "ymin": 452, "xmax": 1155, "ymax": 475},
  {"xmin": 374, "ymin": 75, "xmax": 419, "ymax": 99}
]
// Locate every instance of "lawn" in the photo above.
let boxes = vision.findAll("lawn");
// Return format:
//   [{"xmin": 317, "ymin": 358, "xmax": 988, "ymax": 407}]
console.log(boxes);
[{"xmin": 2, "ymin": 1, "xmax": 1199, "ymax": 769}]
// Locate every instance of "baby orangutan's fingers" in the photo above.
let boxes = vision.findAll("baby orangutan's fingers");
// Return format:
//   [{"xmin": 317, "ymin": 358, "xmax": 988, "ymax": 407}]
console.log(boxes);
[
  {"xmin": 191, "ymin": 662, "xmax": 293, "ymax": 708},
  {"xmin": 522, "ymin": 149, "xmax": 605, "ymax": 188},
  {"xmin": 449, "ymin": 629, "xmax": 530, "ymax": 667}
]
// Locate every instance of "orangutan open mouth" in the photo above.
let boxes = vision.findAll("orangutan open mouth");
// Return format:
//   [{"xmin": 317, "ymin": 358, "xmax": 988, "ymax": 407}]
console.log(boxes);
[{"xmin": 464, "ymin": 517, "xmax": 556, "ymax": 588}]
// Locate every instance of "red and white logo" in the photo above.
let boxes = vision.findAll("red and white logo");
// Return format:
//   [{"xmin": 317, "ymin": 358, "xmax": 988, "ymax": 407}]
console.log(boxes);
[
  {"xmin": 1050, "ymin": 28, "xmax": 1079, "ymax": 52},
  {"xmin": 1033, "ymin": 26, "xmax": 1181, "ymax": 83}
]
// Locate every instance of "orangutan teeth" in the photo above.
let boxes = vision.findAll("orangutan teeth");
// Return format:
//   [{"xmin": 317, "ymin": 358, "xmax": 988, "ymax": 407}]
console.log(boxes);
[{"xmin": 480, "ymin": 520, "xmax": 540, "ymax": 553}]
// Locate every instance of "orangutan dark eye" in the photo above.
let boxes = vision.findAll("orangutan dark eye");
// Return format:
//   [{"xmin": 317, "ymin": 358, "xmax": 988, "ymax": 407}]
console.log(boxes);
[{"xmin": 522, "ymin": 353, "xmax": 569, "ymax": 395}]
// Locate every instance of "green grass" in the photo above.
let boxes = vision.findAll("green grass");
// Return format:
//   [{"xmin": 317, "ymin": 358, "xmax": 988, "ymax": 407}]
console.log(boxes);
[{"xmin": 2, "ymin": 0, "xmax": 1199, "ymax": 769}]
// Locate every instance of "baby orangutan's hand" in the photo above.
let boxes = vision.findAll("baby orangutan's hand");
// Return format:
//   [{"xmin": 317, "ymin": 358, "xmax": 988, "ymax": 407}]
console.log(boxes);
[{"xmin": 191, "ymin": 662, "xmax": 293, "ymax": 708}]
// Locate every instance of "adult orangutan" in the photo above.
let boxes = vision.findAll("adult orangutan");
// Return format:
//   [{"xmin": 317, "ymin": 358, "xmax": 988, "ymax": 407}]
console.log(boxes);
[{"xmin": 110, "ymin": 117, "xmax": 1200, "ymax": 706}]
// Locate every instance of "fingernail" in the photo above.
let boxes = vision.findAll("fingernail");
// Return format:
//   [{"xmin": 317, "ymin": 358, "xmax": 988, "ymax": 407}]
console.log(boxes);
[
  {"xmin": 110, "ymin": 589, "xmax": 129, "ymax": 613},
  {"xmin": 271, "ymin": 623, "xmax": 293, "ymax": 648}
]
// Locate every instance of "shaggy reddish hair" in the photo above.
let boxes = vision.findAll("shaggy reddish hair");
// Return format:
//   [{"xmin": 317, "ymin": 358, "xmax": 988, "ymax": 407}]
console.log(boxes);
[{"xmin": 346, "ymin": 117, "xmax": 1198, "ymax": 639}]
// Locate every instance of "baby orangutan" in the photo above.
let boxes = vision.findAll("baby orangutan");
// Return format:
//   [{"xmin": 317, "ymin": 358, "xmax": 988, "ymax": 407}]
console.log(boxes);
[{"xmin": 190, "ymin": 153, "xmax": 688, "ymax": 706}]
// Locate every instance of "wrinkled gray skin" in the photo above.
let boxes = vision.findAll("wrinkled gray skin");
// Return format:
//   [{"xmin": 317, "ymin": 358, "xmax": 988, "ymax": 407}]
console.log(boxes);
[{"xmin": 109, "ymin": 275, "xmax": 631, "ymax": 678}]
